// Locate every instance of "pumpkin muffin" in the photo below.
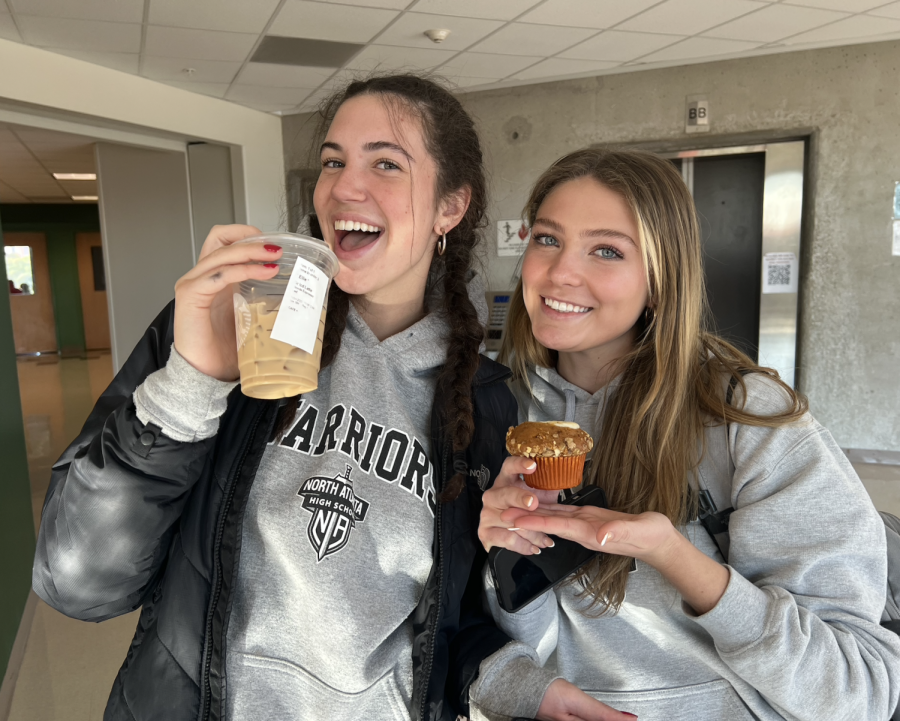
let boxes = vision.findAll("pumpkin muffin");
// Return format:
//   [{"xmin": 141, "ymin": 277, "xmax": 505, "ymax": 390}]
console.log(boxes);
[{"xmin": 505, "ymin": 421, "xmax": 593, "ymax": 490}]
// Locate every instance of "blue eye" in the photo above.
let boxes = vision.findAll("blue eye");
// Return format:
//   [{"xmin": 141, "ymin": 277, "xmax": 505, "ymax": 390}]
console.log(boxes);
[
  {"xmin": 321, "ymin": 158, "xmax": 343, "ymax": 168},
  {"xmin": 533, "ymin": 234, "xmax": 559, "ymax": 247},
  {"xmin": 376, "ymin": 159, "xmax": 401, "ymax": 170},
  {"xmin": 595, "ymin": 246, "xmax": 622, "ymax": 260}
]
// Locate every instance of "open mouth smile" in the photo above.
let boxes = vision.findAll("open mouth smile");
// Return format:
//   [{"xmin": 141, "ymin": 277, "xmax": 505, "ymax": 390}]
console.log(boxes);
[
  {"xmin": 333, "ymin": 219, "xmax": 384, "ymax": 253},
  {"xmin": 543, "ymin": 296, "xmax": 592, "ymax": 314}
]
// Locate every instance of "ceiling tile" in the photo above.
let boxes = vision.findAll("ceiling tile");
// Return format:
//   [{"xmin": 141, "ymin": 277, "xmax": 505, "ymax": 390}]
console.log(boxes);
[
  {"xmin": 618, "ymin": 0, "xmax": 766, "ymax": 36},
  {"xmin": 702, "ymin": 4, "xmax": 848, "ymax": 42},
  {"xmin": 0, "ymin": 182, "xmax": 29, "ymax": 203},
  {"xmin": 346, "ymin": 44, "xmax": 457, "ymax": 71},
  {"xmin": 144, "ymin": 26, "xmax": 258, "ymax": 63},
  {"xmin": 326, "ymin": 0, "xmax": 414, "ymax": 8},
  {"xmin": 293, "ymin": 83, "xmax": 345, "ymax": 113},
  {"xmin": 868, "ymin": 2, "xmax": 900, "ymax": 19},
  {"xmin": 57, "ymin": 179, "xmax": 98, "ymax": 195},
  {"xmin": 142, "ymin": 56, "xmax": 243, "ymax": 84},
  {"xmin": 148, "ymin": 0, "xmax": 282, "ymax": 34},
  {"xmin": 8, "ymin": 0, "xmax": 144, "ymax": 23},
  {"xmin": 153, "ymin": 81, "xmax": 231, "ymax": 98},
  {"xmin": 560, "ymin": 29, "xmax": 682, "ymax": 62},
  {"xmin": 238, "ymin": 63, "xmax": 337, "ymax": 88},
  {"xmin": 782, "ymin": 13, "xmax": 900, "ymax": 43},
  {"xmin": 409, "ymin": 0, "xmax": 542, "ymax": 21},
  {"xmin": 785, "ymin": 0, "xmax": 887, "ymax": 10},
  {"xmin": 518, "ymin": 0, "xmax": 662, "ymax": 29},
  {"xmin": 373, "ymin": 12, "xmax": 504, "ymax": 51},
  {"xmin": 17, "ymin": 16, "xmax": 142, "ymax": 53},
  {"xmin": 269, "ymin": 0, "xmax": 400, "ymax": 43},
  {"xmin": 469, "ymin": 23, "xmax": 597, "ymax": 57},
  {"xmin": 451, "ymin": 76, "xmax": 499, "ymax": 88},
  {"xmin": 511, "ymin": 57, "xmax": 619, "ymax": 80},
  {"xmin": 0, "ymin": 14, "xmax": 21, "ymax": 41},
  {"xmin": 438, "ymin": 51, "xmax": 539, "ymax": 78},
  {"xmin": 226, "ymin": 85, "xmax": 310, "ymax": 105},
  {"xmin": 639, "ymin": 35, "xmax": 761, "ymax": 62},
  {"xmin": 49, "ymin": 49, "xmax": 140, "ymax": 74}
]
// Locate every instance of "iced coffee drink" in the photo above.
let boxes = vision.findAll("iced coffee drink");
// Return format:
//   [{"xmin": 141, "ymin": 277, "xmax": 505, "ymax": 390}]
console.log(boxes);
[
  {"xmin": 233, "ymin": 233, "xmax": 339, "ymax": 400},
  {"xmin": 236, "ymin": 299, "xmax": 327, "ymax": 399}
]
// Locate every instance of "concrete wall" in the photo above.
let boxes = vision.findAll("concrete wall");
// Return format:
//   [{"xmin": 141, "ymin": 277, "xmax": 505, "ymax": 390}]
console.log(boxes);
[{"xmin": 282, "ymin": 41, "xmax": 900, "ymax": 452}]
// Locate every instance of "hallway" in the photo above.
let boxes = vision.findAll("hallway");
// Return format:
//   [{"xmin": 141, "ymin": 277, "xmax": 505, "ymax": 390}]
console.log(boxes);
[{"xmin": 9, "ymin": 353, "xmax": 137, "ymax": 721}]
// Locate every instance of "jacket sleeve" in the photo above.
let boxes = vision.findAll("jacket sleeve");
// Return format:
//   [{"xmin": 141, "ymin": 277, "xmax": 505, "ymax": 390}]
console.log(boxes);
[
  {"xmin": 690, "ymin": 374, "xmax": 900, "ymax": 720},
  {"xmin": 32, "ymin": 301, "xmax": 224, "ymax": 621},
  {"xmin": 447, "ymin": 366, "xmax": 523, "ymax": 714}
]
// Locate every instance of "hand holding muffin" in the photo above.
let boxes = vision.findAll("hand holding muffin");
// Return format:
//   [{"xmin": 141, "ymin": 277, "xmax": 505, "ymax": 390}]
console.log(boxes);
[{"xmin": 505, "ymin": 421, "xmax": 593, "ymax": 490}]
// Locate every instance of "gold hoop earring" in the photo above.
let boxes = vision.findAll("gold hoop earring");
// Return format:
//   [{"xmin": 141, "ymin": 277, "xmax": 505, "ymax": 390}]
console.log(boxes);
[{"xmin": 437, "ymin": 230, "xmax": 447, "ymax": 256}]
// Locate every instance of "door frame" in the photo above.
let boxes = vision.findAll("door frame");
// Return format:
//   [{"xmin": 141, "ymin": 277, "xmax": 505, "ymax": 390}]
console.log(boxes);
[{"xmin": 657, "ymin": 141, "xmax": 807, "ymax": 390}]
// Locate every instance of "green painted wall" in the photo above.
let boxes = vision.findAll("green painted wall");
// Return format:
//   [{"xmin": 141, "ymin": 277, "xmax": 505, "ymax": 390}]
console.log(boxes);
[
  {"xmin": 0, "ymin": 207, "xmax": 36, "ymax": 684},
  {"xmin": 1, "ymin": 204, "xmax": 101, "ymax": 354}
]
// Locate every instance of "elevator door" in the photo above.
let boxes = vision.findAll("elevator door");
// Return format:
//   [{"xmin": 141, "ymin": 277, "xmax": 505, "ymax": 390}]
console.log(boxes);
[
  {"xmin": 692, "ymin": 153, "xmax": 766, "ymax": 360},
  {"xmin": 669, "ymin": 141, "xmax": 805, "ymax": 389}
]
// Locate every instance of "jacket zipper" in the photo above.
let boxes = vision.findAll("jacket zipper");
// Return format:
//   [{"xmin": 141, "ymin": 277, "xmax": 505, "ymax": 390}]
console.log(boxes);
[
  {"xmin": 418, "ymin": 441, "xmax": 450, "ymax": 721},
  {"xmin": 198, "ymin": 405, "xmax": 266, "ymax": 721}
]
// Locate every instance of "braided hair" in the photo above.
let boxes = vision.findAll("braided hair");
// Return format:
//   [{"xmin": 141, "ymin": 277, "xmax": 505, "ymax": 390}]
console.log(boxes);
[{"xmin": 274, "ymin": 75, "xmax": 487, "ymax": 502}]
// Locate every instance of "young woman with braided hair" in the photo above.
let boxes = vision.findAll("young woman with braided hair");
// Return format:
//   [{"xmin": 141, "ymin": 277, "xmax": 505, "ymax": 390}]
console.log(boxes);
[{"xmin": 32, "ymin": 74, "xmax": 555, "ymax": 721}]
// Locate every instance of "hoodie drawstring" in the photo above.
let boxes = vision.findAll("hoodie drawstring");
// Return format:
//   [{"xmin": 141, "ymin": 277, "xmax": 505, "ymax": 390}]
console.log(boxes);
[{"xmin": 564, "ymin": 389, "xmax": 577, "ymax": 423}]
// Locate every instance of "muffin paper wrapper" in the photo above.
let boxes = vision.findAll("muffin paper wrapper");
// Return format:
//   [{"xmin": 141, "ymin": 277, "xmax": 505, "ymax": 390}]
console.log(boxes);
[{"xmin": 524, "ymin": 454, "xmax": 586, "ymax": 490}]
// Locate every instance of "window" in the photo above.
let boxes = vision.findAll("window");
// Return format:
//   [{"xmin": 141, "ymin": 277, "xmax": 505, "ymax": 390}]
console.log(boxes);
[{"xmin": 5, "ymin": 246, "xmax": 35, "ymax": 295}]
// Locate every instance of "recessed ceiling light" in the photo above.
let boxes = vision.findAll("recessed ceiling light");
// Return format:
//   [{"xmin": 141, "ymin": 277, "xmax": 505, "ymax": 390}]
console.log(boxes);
[
  {"xmin": 53, "ymin": 173, "xmax": 97, "ymax": 180},
  {"xmin": 72, "ymin": 195, "xmax": 98, "ymax": 201}
]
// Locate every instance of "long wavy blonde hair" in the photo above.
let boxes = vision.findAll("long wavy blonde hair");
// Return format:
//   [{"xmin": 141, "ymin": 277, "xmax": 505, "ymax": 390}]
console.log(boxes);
[{"xmin": 499, "ymin": 148, "xmax": 807, "ymax": 612}]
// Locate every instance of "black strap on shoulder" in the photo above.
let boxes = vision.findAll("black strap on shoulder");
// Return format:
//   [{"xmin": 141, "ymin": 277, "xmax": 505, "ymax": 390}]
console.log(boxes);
[{"xmin": 697, "ymin": 370, "xmax": 749, "ymax": 558}]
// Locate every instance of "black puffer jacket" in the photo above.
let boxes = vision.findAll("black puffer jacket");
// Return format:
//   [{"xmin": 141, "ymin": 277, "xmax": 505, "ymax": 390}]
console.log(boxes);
[{"xmin": 33, "ymin": 301, "xmax": 517, "ymax": 721}]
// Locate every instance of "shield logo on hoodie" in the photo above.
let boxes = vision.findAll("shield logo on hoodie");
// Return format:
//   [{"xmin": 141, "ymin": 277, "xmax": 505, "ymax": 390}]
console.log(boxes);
[{"xmin": 298, "ymin": 465, "xmax": 369, "ymax": 561}]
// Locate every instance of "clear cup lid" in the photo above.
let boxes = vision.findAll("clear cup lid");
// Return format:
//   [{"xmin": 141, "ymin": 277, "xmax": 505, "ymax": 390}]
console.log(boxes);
[{"xmin": 236, "ymin": 232, "xmax": 340, "ymax": 280}]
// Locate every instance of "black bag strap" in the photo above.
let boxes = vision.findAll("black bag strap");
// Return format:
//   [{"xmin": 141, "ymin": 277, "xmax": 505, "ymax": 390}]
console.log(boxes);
[{"xmin": 696, "ymin": 371, "xmax": 749, "ymax": 561}]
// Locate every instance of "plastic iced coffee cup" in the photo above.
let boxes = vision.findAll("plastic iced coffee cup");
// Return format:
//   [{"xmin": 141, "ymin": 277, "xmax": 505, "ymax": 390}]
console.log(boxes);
[{"xmin": 233, "ymin": 233, "xmax": 340, "ymax": 399}]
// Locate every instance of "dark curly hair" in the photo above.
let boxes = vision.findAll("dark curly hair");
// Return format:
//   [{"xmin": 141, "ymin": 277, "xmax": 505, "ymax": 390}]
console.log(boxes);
[{"xmin": 273, "ymin": 74, "xmax": 487, "ymax": 502}]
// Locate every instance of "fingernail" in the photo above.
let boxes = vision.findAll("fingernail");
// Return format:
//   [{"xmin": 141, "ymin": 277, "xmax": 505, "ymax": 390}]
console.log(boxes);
[
  {"xmin": 507, "ymin": 527, "xmax": 520, "ymax": 532},
  {"xmin": 546, "ymin": 539, "xmax": 555, "ymax": 548},
  {"xmin": 600, "ymin": 532, "xmax": 611, "ymax": 547},
  {"xmin": 526, "ymin": 461, "xmax": 536, "ymax": 470},
  {"xmin": 525, "ymin": 496, "xmax": 534, "ymax": 507},
  {"xmin": 622, "ymin": 714, "xmax": 638, "ymax": 719},
  {"xmin": 264, "ymin": 244, "xmax": 281, "ymax": 252},
  {"xmin": 263, "ymin": 263, "xmax": 278, "ymax": 268},
  {"xmin": 531, "ymin": 546, "xmax": 541, "ymax": 555}
]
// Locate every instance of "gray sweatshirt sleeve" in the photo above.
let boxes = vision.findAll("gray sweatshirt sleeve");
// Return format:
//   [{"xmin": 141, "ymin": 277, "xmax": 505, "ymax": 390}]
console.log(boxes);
[
  {"xmin": 133, "ymin": 344, "xmax": 237, "ymax": 442},
  {"xmin": 687, "ymin": 375, "xmax": 900, "ymax": 719},
  {"xmin": 469, "ymin": 567, "xmax": 561, "ymax": 719}
]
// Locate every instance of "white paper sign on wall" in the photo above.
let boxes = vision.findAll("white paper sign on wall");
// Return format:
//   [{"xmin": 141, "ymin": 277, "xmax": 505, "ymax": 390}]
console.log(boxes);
[
  {"xmin": 762, "ymin": 252, "xmax": 799, "ymax": 294},
  {"xmin": 497, "ymin": 220, "xmax": 530, "ymax": 257}
]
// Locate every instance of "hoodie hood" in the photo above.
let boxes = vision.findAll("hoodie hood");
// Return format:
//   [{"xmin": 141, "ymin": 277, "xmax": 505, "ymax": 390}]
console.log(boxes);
[
  {"xmin": 343, "ymin": 272, "xmax": 488, "ymax": 376},
  {"xmin": 510, "ymin": 363, "xmax": 619, "ymax": 440}
]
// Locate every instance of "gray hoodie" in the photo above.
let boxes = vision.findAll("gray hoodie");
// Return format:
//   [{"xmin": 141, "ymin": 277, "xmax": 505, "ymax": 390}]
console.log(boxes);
[
  {"xmin": 135, "ymin": 291, "xmax": 477, "ymax": 721},
  {"xmin": 470, "ymin": 365, "xmax": 900, "ymax": 721}
]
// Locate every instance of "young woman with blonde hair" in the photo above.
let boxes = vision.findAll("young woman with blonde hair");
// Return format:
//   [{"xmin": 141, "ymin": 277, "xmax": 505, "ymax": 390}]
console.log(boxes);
[{"xmin": 474, "ymin": 148, "xmax": 900, "ymax": 720}]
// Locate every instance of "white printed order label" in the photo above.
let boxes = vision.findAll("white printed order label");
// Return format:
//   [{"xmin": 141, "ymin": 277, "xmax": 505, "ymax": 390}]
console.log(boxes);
[
  {"xmin": 270, "ymin": 257, "xmax": 328, "ymax": 354},
  {"xmin": 762, "ymin": 252, "xmax": 799, "ymax": 294}
]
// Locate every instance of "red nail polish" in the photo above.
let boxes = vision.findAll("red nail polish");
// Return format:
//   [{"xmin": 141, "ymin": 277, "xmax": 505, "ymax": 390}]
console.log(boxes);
[
  {"xmin": 264, "ymin": 244, "xmax": 281, "ymax": 252},
  {"xmin": 263, "ymin": 263, "xmax": 278, "ymax": 268}
]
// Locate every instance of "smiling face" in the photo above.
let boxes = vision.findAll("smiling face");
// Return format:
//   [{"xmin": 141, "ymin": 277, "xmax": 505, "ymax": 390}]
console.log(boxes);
[
  {"xmin": 522, "ymin": 176, "xmax": 650, "ymax": 368},
  {"xmin": 313, "ymin": 94, "xmax": 448, "ymax": 303}
]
